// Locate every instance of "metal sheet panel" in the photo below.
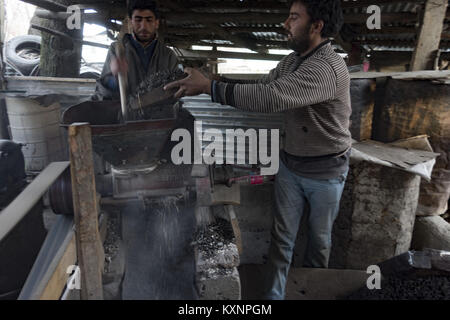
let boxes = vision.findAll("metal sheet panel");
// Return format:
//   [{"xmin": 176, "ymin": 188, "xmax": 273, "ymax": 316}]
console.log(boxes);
[
  {"xmin": 5, "ymin": 76, "xmax": 97, "ymax": 110},
  {"xmin": 182, "ymin": 95, "xmax": 284, "ymax": 165}
]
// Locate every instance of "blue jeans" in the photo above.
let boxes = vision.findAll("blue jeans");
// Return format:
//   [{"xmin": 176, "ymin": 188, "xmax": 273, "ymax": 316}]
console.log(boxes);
[{"xmin": 263, "ymin": 160, "xmax": 348, "ymax": 300}]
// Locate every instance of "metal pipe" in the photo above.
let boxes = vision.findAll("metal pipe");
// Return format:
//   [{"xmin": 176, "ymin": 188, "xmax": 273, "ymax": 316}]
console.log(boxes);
[{"xmin": 0, "ymin": 161, "xmax": 69, "ymax": 242}]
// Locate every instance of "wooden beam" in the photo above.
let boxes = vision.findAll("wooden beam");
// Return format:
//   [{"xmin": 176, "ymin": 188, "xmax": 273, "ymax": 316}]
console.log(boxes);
[
  {"xmin": 168, "ymin": 26, "xmax": 285, "ymax": 36},
  {"xmin": 176, "ymin": 48, "xmax": 285, "ymax": 61},
  {"xmin": 226, "ymin": 205, "xmax": 243, "ymax": 256},
  {"xmin": 164, "ymin": 0, "xmax": 425, "ymax": 11},
  {"xmin": 353, "ymin": 26, "xmax": 417, "ymax": 35},
  {"xmin": 169, "ymin": 25, "xmax": 450, "ymax": 38},
  {"xmin": 354, "ymin": 39, "xmax": 450, "ymax": 49},
  {"xmin": 167, "ymin": 33, "xmax": 285, "ymax": 45},
  {"xmin": 31, "ymin": 24, "xmax": 110, "ymax": 48},
  {"xmin": 34, "ymin": 8, "xmax": 121, "ymax": 31},
  {"xmin": 39, "ymin": 235, "xmax": 77, "ymax": 300},
  {"xmin": 161, "ymin": 1, "xmax": 287, "ymax": 12},
  {"xmin": 68, "ymin": 123, "xmax": 103, "ymax": 300},
  {"xmin": 19, "ymin": 0, "xmax": 67, "ymax": 12},
  {"xmin": 341, "ymin": 0, "xmax": 424, "ymax": 9},
  {"xmin": 173, "ymin": 37, "xmax": 450, "ymax": 51},
  {"xmin": 369, "ymin": 50, "xmax": 450, "ymax": 71},
  {"xmin": 163, "ymin": 0, "xmax": 266, "ymax": 54},
  {"xmin": 72, "ymin": 0, "xmax": 422, "ymax": 10},
  {"xmin": 165, "ymin": 12, "xmax": 418, "ymax": 25},
  {"xmin": 410, "ymin": 0, "xmax": 449, "ymax": 70},
  {"xmin": 18, "ymin": 214, "xmax": 76, "ymax": 300}
]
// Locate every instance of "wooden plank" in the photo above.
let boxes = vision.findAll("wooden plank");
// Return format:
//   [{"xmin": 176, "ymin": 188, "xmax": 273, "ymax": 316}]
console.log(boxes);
[
  {"xmin": 211, "ymin": 184, "xmax": 241, "ymax": 206},
  {"xmin": 68, "ymin": 123, "xmax": 103, "ymax": 300},
  {"xmin": 18, "ymin": 215, "xmax": 75, "ymax": 300},
  {"xmin": 226, "ymin": 205, "xmax": 243, "ymax": 256},
  {"xmin": 410, "ymin": 0, "xmax": 449, "ymax": 70},
  {"xmin": 0, "ymin": 161, "xmax": 70, "ymax": 242},
  {"xmin": 39, "ymin": 235, "xmax": 77, "ymax": 300}
]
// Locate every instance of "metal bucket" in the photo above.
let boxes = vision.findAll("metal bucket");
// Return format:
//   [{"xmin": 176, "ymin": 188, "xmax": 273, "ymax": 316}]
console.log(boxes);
[{"xmin": 5, "ymin": 97, "xmax": 65, "ymax": 172}]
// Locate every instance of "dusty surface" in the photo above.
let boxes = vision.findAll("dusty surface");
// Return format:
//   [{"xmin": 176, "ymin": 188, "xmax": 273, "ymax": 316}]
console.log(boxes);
[
  {"xmin": 194, "ymin": 218, "xmax": 241, "ymax": 300},
  {"xmin": 120, "ymin": 198, "xmax": 197, "ymax": 300},
  {"xmin": 103, "ymin": 210, "xmax": 121, "ymax": 274},
  {"xmin": 194, "ymin": 218, "xmax": 237, "ymax": 279}
]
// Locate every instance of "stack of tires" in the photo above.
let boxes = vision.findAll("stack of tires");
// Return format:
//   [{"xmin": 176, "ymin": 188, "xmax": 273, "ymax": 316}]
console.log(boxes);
[
  {"xmin": 4, "ymin": 35, "xmax": 41, "ymax": 76},
  {"xmin": 4, "ymin": 35, "xmax": 101, "ymax": 78}
]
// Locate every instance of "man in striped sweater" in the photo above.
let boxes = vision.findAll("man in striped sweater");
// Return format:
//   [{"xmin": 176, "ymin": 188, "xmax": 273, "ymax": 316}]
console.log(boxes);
[{"xmin": 165, "ymin": 0, "xmax": 351, "ymax": 300}]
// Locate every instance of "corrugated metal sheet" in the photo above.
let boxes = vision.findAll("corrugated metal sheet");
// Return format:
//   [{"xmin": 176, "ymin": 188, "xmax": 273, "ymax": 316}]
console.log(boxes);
[
  {"xmin": 182, "ymin": 94, "xmax": 284, "ymax": 164},
  {"xmin": 5, "ymin": 76, "xmax": 96, "ymax": 110}
]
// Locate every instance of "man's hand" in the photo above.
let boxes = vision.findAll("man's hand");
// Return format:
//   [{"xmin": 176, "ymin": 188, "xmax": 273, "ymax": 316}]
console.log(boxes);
[
  {"xmin": 110, "ymin": 57, "xmax": 128, "ymax": 76},
  {"xmin": 164, "ymin": 67, "xmax": 212, "ymax": 98}
]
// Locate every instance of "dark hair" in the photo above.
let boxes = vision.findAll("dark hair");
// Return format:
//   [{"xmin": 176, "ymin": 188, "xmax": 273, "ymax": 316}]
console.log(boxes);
[
  {"xmin": 128, "ymin": 0, "xmax": 160, "ymax": 19},
  {"xmin": 288, "ymin": 0, "xmax": 343, "ymax": 37}
]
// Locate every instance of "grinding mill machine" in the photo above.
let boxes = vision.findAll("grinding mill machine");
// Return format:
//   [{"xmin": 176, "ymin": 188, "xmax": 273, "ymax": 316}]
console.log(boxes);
[
  {"xmin": 50, "ymin": 83, "xmax": 199, "ymax": 212},
  {"xmin": 48, "ymin": 81, "xmax": 202, "ymax": 299}
]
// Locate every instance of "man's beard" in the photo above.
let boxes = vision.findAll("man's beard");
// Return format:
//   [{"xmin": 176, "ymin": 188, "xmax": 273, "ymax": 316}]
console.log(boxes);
[
  {"xmin": 286, "ymin": 26, "xmax": 312, "ymax": 54},
  {"xmin": 134, "ymin": 31, "xmax": 156, "ymax": 43}
]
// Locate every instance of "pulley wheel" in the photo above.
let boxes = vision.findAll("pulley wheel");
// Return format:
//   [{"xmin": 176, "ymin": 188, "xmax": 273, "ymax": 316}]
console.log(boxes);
[{"xmin": 49, "ymin": 167, "xmax": 74, "ymax": 215}]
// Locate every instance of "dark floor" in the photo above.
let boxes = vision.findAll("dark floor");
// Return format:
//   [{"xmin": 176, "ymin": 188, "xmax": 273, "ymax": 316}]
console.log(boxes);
[
  {"xmin": 238, "ymin": 264, "xmax": 267, "ymax": 300},
  {"xmin": 238, "ymin": 264, "xmax": 369, "ymax": 300}
]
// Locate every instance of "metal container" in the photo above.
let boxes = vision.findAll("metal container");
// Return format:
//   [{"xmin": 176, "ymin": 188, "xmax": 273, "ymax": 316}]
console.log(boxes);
[
  {"xmin": 61, "ymin": 100, "xmax": 177, "ymax": 170},
  {"xmin": 5, "ymin": 97, "xmax": 65, "ymax": 172}
]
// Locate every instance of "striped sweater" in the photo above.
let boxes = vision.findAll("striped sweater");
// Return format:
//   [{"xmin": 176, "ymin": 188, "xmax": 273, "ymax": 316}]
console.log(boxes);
[{"xmin": 211, "ymin": 41, "xmax": 352, "ymax": 157}]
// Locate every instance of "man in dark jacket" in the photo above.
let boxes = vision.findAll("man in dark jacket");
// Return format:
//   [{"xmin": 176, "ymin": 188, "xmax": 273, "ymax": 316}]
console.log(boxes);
[
  {"xmin": 94, "ymin": 0, "xmax": 179, "ymax": 100},
  {"xmin": 165, "ymin": 0, "xmax": 351, "ymax": 300}
]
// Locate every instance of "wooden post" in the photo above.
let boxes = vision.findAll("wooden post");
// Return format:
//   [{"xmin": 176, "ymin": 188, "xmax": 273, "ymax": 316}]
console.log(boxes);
[
  {"xmin": 68, "ymin": 123, "xmax": 104, "ymax": 300},
  {"xmin": 410, "ymin": 0, "xmax": 448, "ymax": 71},
  {"xmin": 37, "ymin": 0, "xmax": 84, "ymax": 77}
]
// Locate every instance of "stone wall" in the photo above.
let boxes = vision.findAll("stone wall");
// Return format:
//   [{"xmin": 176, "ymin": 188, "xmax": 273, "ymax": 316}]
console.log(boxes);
[{"xmin": 329, "ymin": 162, "xmax": 421, "ymax": 270}]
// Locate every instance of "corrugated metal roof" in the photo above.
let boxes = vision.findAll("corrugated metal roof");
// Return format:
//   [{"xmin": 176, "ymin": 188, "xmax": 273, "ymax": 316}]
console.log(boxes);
[{"xmin": 33, "ymin": 0, "xmax": 449, "ymax": 53}]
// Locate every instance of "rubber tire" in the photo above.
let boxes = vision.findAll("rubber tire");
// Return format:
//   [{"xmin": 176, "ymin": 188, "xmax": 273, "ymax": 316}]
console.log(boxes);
[
  {"xmin": 79, "ymin": 71, "xmax": 100, "ymax": 79},
  {"xmin": 5, "ymin": 35, "xmax": 41, "ymax": 76}
]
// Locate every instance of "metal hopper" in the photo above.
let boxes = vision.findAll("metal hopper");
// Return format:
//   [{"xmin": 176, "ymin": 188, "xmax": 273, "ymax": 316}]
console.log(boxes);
[{"xmin": 61, "ymin": 100, "xmax": 177, "ymax": 169}]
